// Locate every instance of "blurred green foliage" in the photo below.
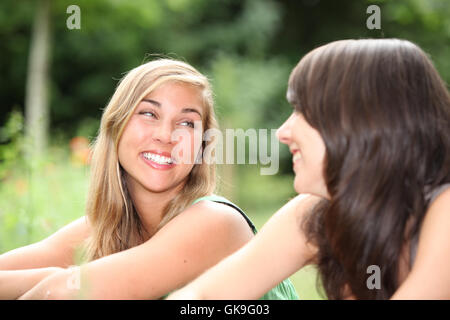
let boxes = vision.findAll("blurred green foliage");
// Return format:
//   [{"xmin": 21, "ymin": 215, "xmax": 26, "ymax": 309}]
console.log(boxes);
[
  {"xmin": 0, "ymin": 111, "xmax": 89, "ymax": 251},
  {"xmin": 0, "ymin": 110, "xmax": 25, "ymax": 180},
  {"xmin": 0, "ymin": 150, "xmax": 89, "ymax": 252},
  {"xmin": 0, "ymin": 0, "xmax": 449, "ymax": 299}
]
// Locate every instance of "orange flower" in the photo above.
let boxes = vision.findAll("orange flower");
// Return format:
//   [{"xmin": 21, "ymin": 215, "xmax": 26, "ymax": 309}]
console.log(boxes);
[{"xmin": 69, "ymin": 136, "xmax": 92, "ymax": 166}]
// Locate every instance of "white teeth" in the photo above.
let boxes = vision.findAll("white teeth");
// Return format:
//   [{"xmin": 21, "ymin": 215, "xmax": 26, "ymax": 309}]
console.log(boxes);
[
  {"xmin": 292, "ymin": 152, "xmax": 302, "ymax": 162},
  {"xmin": 143, "ymin": 152, "xmax": 173, "ymax": 165}
]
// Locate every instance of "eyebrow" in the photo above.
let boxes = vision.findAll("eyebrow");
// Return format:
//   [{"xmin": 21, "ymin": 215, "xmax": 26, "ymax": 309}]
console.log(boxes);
[{"xmin": 142, "ymin": 99, "xmax": 203, "ymax": 118}]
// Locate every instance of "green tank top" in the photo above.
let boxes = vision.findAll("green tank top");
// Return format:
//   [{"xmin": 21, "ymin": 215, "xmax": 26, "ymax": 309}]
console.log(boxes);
[{"xmin": 190, "ymin": 195, "xmax": 299, "ymax": 300}]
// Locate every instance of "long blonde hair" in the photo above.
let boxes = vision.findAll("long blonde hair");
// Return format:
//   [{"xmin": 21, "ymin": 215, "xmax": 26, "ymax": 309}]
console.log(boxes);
[{"xmin": 84, "ymin": 59, "xmax": 218, "ymax": 261}]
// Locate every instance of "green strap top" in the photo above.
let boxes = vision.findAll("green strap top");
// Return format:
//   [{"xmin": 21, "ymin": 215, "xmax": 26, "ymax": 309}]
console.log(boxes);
[{"xmin": 191, "ymin": 195, "xmax": 299, "ymax": 300}]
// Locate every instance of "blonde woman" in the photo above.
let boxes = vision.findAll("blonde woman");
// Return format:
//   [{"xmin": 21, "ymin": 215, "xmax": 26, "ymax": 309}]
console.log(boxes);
[{"xmin": 0, "ymin": 59, "xmax": 298, "ymax": 299}]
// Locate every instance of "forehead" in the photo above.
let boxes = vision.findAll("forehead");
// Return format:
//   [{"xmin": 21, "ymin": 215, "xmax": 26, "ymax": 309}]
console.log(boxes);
[
  {"xmin": 138, "ymin": 81, "xmax": 206, "ymax": 119},
  {"xmin": 145, "ymin": 81, "xmax": 203, "ymax": 101}
]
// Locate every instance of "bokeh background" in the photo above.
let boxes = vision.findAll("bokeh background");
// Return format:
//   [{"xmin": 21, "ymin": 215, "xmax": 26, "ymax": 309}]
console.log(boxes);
[{"xmin": 1, "ymin": 0, "xmax": 449, "ymax": 299}]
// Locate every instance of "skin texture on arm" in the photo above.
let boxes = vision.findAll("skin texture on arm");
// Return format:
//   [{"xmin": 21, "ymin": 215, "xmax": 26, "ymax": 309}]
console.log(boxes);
[
  {"xmin": 391, "ymin": 189, "xmax": 450, "ymax": 299},
  {"xmin": 19, "ymin": 200, "xmax": 254, "ymax": 300},
  {"xmin": 167, "ymin": 194, "xmax": 321, "ymax": 300}
]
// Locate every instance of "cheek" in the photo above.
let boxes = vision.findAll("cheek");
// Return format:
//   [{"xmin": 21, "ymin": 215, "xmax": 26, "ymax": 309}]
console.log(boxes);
[
  {"xmin": 294, "ymin": 137, "xmax": 327, "ymax": 179},
  {"xmin": 315, "ymin": 137, "xmax": 327, "ymax": 168},
  {"xmin": 117, "ymin": 124, "xmax": 142, "ymax": 162},
  {"xmin": 117, "ymin": 132, "xmax": 127, "ymax": 159},
  {"xmin": 172, "ymin": 131, "xmax": 202, "ymax": 164},
  {"xmin": 303, "ymin": 126, "xmax": 326, "ymax": 165},
  {"xmin": 117, "ymin": 138, "xmax": 131, "ymax": 168},
  {"xmin": 121, "ymin": 120, "xmax": 148, "ymax": 145},
  {"xmin": 305, "ymin": 142, "xmax": 326, "ymax": 178},
  {"xmin": 185, "ymin": 129, "xmax": 203, "ymax": 152}
]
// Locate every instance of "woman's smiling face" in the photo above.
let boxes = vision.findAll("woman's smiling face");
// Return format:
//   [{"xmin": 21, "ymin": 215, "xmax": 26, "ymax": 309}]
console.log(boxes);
[
  {"xmin": 276, "ymin": 110, "xmax": 330, "ymax": 199},
  {"xmin": 117, "ymin": 81, "xmax": 204, "ymax": 194}
]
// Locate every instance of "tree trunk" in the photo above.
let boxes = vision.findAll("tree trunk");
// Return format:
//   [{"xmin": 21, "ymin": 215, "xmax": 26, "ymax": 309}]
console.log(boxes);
[{"xmin": 25, "ymin": 0, "xmax": 51, "ymax": 157}]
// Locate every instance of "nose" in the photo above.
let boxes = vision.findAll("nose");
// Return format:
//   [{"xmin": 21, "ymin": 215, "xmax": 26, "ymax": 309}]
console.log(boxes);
[
  {"xmin": 153, "ymin": 121, "xmax": 174, "ymax": 145},
  {"xmin": 276, "ymin": 113, "xmax": 294, "ymax": 145}
]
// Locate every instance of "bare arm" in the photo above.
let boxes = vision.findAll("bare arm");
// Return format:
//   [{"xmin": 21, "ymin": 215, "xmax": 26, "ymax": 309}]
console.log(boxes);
[
  {"xmin": 391, "ymin": 189, "xmax": 450, "ymax": 299},
  {"xmin": 167, "ymin": 194, "xmax": 321, "ymax": 300},
  {"xmin": 0, "ymin": 267, "xmax": 63, "ymax": 300},
  {"xmin": 0, "ymin": 216, "xmax": 90, "ymax": 270},
  {"xmin": 18, "ymin": 201, "xmax": 254, "ymax": 300}
]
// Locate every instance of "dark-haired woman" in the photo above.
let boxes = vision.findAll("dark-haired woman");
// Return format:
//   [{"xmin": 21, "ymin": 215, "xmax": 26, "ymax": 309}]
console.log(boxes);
[{"xmin": 168, "ymin": 38, "xmax": 450, "ymax": 300}]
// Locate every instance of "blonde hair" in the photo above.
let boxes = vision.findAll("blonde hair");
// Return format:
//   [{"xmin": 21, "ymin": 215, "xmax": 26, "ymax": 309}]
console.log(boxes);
[{"xmin": 84, "ymin": 59, "xmax": 218, "ymax": 261}]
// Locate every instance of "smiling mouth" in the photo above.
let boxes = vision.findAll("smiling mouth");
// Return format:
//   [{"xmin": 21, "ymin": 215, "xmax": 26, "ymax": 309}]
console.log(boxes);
[
  {"xmin": 292, "ymin": 152, "xmax": 302, "ymax": 162},
  {"xmin": 142, "ymin": 152, "xmax": 174, "ymax": 165}
]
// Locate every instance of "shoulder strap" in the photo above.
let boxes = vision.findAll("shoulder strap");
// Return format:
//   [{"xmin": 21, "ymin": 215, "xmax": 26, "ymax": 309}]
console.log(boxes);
[
  {"xmin": 425, "ymin": 183, "xmax": 450, "ymax": 205},
  {"xmin": 192, "ymin": 195, "xmax": 257, "ymax": 234}
]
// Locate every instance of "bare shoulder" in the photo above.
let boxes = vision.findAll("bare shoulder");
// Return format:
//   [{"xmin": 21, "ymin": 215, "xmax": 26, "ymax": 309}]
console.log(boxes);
[
  {"xmin": 192, "ymin": 199, "xmax": 253, "ymax": 229},
  {"xmin": 141, "ymin": 197, "xmax": 256, "ymax": 273},
  {"xmin": 161, "ymin": 199, "xmax": 254, "ymax": 243}
]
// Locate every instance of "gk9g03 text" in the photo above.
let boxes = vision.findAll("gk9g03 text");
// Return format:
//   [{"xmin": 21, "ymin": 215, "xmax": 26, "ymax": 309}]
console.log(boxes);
[{"xmin": 224, "ymin": 304, "xmax": 269, "ymax": 315}]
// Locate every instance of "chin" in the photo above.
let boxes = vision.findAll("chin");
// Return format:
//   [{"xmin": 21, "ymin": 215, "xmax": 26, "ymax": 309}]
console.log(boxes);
[
  {"xmin": 140, "ymin": 181, "xmax": 171, "ymax": 193},
  {"xmin": 153, "ymin": 186, "xmax": 177, "ymax": 194},
  {"xmin": 144, "ymin": 178, "xmax": 187, "ymax": 194},
  {"xmin": 293, "ymin": 182, "xmax": 323, "ymax": 198},
  {"xmin": 293, "ymin": 181, "xmax": 304, "ymax": 194}
]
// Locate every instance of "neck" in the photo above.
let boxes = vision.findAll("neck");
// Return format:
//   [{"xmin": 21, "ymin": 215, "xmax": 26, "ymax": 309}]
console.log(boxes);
[{"xmin": 126, "ymin": 178, "xmax": 186, "ymax": 240}]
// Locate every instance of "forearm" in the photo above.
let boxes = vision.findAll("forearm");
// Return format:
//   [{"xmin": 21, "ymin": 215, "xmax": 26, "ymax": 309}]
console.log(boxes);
[
  {"xmin": 167, "ymin": 289, "xmax": 201, "ymax": 300},
  {"xmin": 18, "ymin": 266, "xmax": 86, "ymax": 300},
  {"xmin": 18, "ymin": 267, "xmax": 81, "ymax": 300},
  {"xmin": 167, "ymin": 281, "xmax": 204, "ymax": 300},
  {"xmin": 167, "ymin": 247, "xmax": 257, "ymax": 300},
  {"xmin": 0, "ymin": 267, "xmax": 63, "ymax": 300}
]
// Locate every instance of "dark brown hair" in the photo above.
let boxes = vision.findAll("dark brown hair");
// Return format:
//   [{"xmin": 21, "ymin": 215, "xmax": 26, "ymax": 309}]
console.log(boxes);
[{"xmin": 288, "ymin": 39, "xmax": 450, "ymax": 299}]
